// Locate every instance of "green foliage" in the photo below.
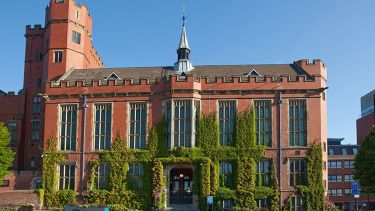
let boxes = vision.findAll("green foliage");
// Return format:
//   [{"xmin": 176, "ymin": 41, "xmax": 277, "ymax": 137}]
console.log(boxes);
[
  {"xmin": 197, "ymin": 113, "xmax": 219, "ymax": 149},
  {"xmin": 85, "ymin": 190, "xmax": 145, "ymax": 210},
  {"xmin": 0, "ymin": 122, "xmax": 15, "ymax": 179},
  {"xmin": 42, "ymin": 137, "xmax": 66, "ymax": 207},
  {"xmin": 306, "ymin": 143, "xmax": 324, "ymax": 210},
  {"xmin": 235, "ymin": 109, "xmax": 256, "ymax": 148},
  {"xmin": 35, "ymin": 189, "xmax": 44, "ymax": 207},
  {"xmin": 235, "ymin": 157, "xmax": 255, "ymax": 209},
  {"xmin": 152, "ymin": 160, "xmax": 166, "ymax": 208},
  {"xmin": 355, "ymin": 126, "xmax": 375, "ymax": 194},
  {"xmin": 56, "ymin": 189, "xmax": 76, "ymax": 206}
]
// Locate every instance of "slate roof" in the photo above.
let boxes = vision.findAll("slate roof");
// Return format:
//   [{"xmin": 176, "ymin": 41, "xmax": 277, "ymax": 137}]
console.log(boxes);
[
  {"xmin": 60, "ymin": 62, "xmax": 310, "ymax": 83},
  {"xmin": 327, "ymin": 138, "xmax": 359, "ymax": 156}
]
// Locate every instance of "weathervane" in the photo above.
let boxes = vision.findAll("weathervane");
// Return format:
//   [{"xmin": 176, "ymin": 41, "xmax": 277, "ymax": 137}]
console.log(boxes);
[{"xmin": 182, "ymin": 6, "xmax": 187, "ymax": 26}]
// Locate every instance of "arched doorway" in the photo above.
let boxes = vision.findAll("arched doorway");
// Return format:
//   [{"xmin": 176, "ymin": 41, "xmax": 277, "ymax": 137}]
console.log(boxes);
[{"xmin": 169, "ymin": 168, "xmax": 193, "ymax": 204}]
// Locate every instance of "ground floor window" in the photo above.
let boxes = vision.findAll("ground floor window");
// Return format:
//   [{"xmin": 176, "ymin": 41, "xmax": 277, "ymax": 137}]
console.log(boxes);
[
  {"xmin": 219, "ymin": 161, "xmax": 234, "ymax": 188},
  {"xmin": 96, "ymin": 163, "xmax": 109, "ymax": 189},
  {"xmin": 256, "ymin": 198, "xmax": 268, "ymax": 208},
  {"xmin": 219, "ymin": 199, "xmax": 233, "ymax": 211},
  {"xmin": 59, "ymin": 164, "xmax": 75, "ymax": 190},
  {"xmin": 128, "ymin": 163, "xmax": 144, "ymax": 190},
  {"xmin": 291, "ymin": 196, "xmax": 306, "ymax": 211}
]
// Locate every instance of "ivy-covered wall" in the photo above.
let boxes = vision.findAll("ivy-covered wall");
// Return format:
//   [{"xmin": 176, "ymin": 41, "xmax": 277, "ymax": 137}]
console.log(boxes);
[{"xmin": 41, "ymin": 108, "xmax": 324, "ymax": 211}]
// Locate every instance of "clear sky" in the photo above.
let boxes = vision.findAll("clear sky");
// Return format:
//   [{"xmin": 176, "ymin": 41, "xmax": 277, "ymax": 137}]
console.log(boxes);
[{"xmin": 0, "ymin": 0, "xmax": 374, "ymax": 144}]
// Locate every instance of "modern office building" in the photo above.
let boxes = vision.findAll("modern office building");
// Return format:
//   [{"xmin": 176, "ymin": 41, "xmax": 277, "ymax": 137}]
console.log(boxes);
[{"xmin": 356, "ymin": 90, "xmax": 375, "ymax": 144}]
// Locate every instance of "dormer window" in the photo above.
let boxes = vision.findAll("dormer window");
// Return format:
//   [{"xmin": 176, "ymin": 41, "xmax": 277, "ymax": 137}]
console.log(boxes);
[
  {"xmin": 105, "ymin": 72, "xmax": 120, "ymax": 80},
  {"xmin": 245, "ymin": 69, "xmax": 261, "ymax": 77}
]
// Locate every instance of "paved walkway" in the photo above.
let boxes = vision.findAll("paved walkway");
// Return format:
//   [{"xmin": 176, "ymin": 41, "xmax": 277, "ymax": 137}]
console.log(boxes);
[{"xmin": 165, "ymin": 204, "xmax": 200, "ymax": 211}]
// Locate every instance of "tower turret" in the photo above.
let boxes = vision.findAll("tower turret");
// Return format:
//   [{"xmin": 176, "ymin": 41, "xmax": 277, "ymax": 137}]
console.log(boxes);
[{"xmin": 174, "ymin": 13, "xmax": 193, "ymax": 72}]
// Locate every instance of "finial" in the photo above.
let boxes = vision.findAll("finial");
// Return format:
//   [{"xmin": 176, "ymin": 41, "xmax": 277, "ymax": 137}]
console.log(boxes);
[{"xmin": 182, "ymin": 6, "xmax": 186, "ymax": 26}]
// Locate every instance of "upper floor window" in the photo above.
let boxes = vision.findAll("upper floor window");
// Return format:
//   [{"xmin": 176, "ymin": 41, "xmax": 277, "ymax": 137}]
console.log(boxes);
[
  {"xmin": 94, "ymin": 104, "xmax": 112, "ymax": 150},
  {"xmin": 328, "ymin": 161, "xmax": 341, "ymax": 169},
  {"xmin": 60, "ymin": 105, "xmax": 77, "ymax": 151},
  {"xmin": 32, "ymin": 96, "xmax": 41, "ymax": 114},
  {"xmin": 328, "ymin": 189, "xmax": 343, "ymax": 196},
  {"xmin": 72, "ymin": 31, "xmax": 81, "ymax": 44},
  {"xmin": 219, "ymin": 101, "xmax": 236, "ymax": 146},
  {"xmin": 7, "ymin": 122, "xmax": 17, "ymax": 143},
  {"xmin": 56, "ymin": 0, "xmax": 64, "ymax": 4},
  {"xmin": 53, "ymin": 51, "xmax": 63, "ymax": 63},
  {"xmin": 75, "ymin": 11, "xmax": 80, "ymax": 19},
  {"xmin": 128, "ymin": 163, "xmax": 144, "ymax": 190},
  {"xmin": 95, "ymin": 163, "xmax": 109, "ymax": 190},
  {"xmin": 289, "ymin": 100, "xmax": 307, "ymax": 146},
  {"xmin": 344, "ymin": 160, "xmax": 355, "ymax": 168},
  {"xmin": 129, "ymin": 103, "xmax": 147, "ymax": 149},
  {"xmin": 344, "ymin": 174, "xmax": 355, "ymax": 182},
  {"xmin": 328, "ymin": 175, "xmax": 342, "ymax": 182},
  {"xmin": 167, "ymin": 100, "xmax": 192, "ymax": 148},
  {"xmin": 254, "ymin": 100, "xmax": 272, "ymax": 146},
  {"xmin": 256, "ymin": 160, "xmax": 271, "ymax": 186},
  {"xmin": 353, "ymin": 148, "xmax": 358, "ymax": 155},
  {"xmin": 37, "ymin": 78, "xmax": 42, "ymax": 88},
  {"xmin": 35, "ymin": 52, "xmax": 43, "ymax": 61},
  {"xmin": 328, "ymin": 148, "xmax": 334, "ymax": 155},
  {"xmin": 219, "ymin": 161, "xmax": 234, "ymax": 189},
  {"xmin": 289, "ymin": 159, "xmax": 306, "ymax": 186},
  {"xmin": 31, "ymin": 121, "xmax": 40, "ymax": 142},
  {"xmin": 59, "ymin": 164, "xmax": 75, "ymax": 190},
  {"xmin": 341, "ymin": 148, "xmax": 347, "ymax": 155},
  {"xmin": 290, "ymin": 196, "xmax": 306, "ymax": 211}
]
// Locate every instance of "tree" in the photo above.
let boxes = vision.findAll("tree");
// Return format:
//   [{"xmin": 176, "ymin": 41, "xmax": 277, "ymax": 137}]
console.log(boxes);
[
  {"xmin": 355, "ymin": 126, "xmax": 375, "ymax": 194},
  {"xmin": 0, "ymin": 122, "xmax": 15, "ymax": 179}
]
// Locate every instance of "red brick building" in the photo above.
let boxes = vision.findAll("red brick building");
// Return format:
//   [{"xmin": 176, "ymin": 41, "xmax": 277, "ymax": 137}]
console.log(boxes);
[
  {"xmin": 356, "ymin": 90, "xmax": 375, "ymax": 145},
  {"xmin": 0, "ymin": 0, "xmax": 328, "ymax": 210}
]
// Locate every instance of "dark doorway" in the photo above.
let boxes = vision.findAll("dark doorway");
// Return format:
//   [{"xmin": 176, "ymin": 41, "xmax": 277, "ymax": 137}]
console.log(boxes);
[{"xmin": 169, "ymin": 168, "xmax": 193, "ymax": 204}]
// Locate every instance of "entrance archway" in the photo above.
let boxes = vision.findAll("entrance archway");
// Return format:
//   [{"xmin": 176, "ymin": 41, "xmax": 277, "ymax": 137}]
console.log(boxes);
[{"xmin": 169, "ymin": 168, "xmax": 193, "ymax": 204}]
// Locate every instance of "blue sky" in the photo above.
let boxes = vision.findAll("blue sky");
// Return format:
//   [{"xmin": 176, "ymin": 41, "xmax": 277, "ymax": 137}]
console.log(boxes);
[{"xmin": 0, "ymin": 0, "xmax": 374, "ymax": 144}]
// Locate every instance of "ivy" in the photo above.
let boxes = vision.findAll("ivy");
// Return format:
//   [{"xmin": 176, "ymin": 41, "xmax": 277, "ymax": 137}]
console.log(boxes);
[
  {"xmin": 235, "ymin": 108, "xmax": 256, "ymax": 148},
  {"xmin": 197, "ymin": 112, "xmax": 219, "ymax": 149},
  {"xmin": 41, "ymin": 137, "xmax": 67, "ymax": 207},
  {"xmin": 235, "ymin": 157, "xmax": 255, "ymax": 209},
  {"xmin": 152, "ymin": 160, "xmax": 166, "ymax": 208}
]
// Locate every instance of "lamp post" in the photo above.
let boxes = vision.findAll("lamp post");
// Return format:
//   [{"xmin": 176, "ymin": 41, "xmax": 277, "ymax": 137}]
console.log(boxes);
[{"xmin": 354, "ymin": 194, "xmax": 359, "ymax": 211}]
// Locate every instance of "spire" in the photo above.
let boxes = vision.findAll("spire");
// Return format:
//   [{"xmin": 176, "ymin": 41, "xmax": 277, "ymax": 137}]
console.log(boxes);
[{"xmin": 174, "ymin": 7, "xmax": 193, "ymax": 72}]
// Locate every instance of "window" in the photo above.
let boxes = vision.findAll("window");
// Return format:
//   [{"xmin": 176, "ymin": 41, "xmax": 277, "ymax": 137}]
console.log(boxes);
[
  {"xmin": 353, "ymin": 148, "xmax": 358, "ymax": 155},
  {"xmin": 60, "ymin": 105, "xmax": 77, "ymax": 151},
  {"xmin": 53, "ymin": 51, "xmax": 63, "ymax": 63},
  {"xmin": 7, "ymin": 122, "xmax": 16, "ymax": 143},
  {"xmin": 219, "ymin": 101, "xmax": 236, "ymax": 146},
  {"xmin": 59, "ymin": 164, "xmax": 75, "ymax": 190},
  {"xmin": 129, "ymin": 103, "xmax": 147, "ymax": 149},
  {"xmin": 75, "ymin": 11, "xmax": 80, "ymax": 19},
  {"xmin": 32, "ymin": 96, "xmax": 41, "ymax": 114},
  {"xmin": 31, "ymin": 121, "xmax": 40, "ymax": 142},
  {"xmin": 328, "ymin": 161, "xmax": 341, "ymax": 169},
  {"xmin": 291, "ymin": 196, "xmax": 306, "ymax": 211},
  {"xmin": 344, "ymin": 189, "xmax": 352, "ymax": 195},
  {"xmin": 128, "ymin": 163, "xmax": 144, "ymax": 190},
  {"xmin": 256, "ymin": 198, "xmax": 268, "ymax": 208},
  {"xmin": 56, "ymin": 0, "xmax": 64, "ymax": 3},
  {"xmin": 36, "ymin": 52, "xmax": 43, "ymax": 61},
  {"xmin": 37, "ymin": 78, "xmax": 42, "ymax": 88},
  {"xmin": 289, "ymin": 159, "xmax": 306, "ymax": 186},
  {"xmin": 72, "ymin": 31, "xmax": 81, "ymax": 44},
  {"xmin": 95, "ymin": 163, "xmax": 109, "ymax": 189},
  {"xmin": 344, "ymin": 174, "xmax": 355, "ymax": 182},
  {"xmin": 219, "ymin": 199, "xmax": 233, "ymax": 211},
  {"xmin": 341, "ymin": 148, "xmax": 347, "ymax": 155},
  {"xmin": 289, "ymin": 100, "xmax": 307, "ymax": 146},
  {"xmin": 30, "ymin": 156, "xmax": 35, "ymax": 169},
  {"xmin": 219, "ymin": 161, "xmax": 234, "ymax": 188},
  {"xmin": 328, "ymin": 189, "xmax": 343, "ymax": 196},
  {"xmin": 323, "ymin": 142, "xmax": 326, "ymax": 152},
  {"xmin": 344, "ymin": 160, "xmax": 355, "ymax": 168},
  {"xmin": 254, "ymin": 100, "xmax": 272, "ymax": 146},
  {"xmin": 256, "ymin": 160, "xmax": 271, "ymax": 186},
  {"xmin": 328, "ymin": 175, "xmax": 342, "ymax": 182},
  {"xmin": 168, "ymin": 100, "xmax": 192, "ymax": 147},
  {"xmin": 94, "ymin": 104, "xmax": 112, "ymax": 150},
  {"xmin": 328, "ymin": 148, "xmax": 334, "ymax": 155}
]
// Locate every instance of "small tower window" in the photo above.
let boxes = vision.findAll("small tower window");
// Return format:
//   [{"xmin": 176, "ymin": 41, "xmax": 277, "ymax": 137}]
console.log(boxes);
[
  {"xmin": 75, "ymin": 11, "xmax": 80, "ymax": 19},
  {"xmin": 56, "ymin": 0, "xmax": 64, "ymax": 3},
  {"xmin": 53, "ymin": 51, "xmax": 63, "ymax": 63},
  {"xmin": 72, "ymin": 31, "xmax": 81, "ymax": 44}
]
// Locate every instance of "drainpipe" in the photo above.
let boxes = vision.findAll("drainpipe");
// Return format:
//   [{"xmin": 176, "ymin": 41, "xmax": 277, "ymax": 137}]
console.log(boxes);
[
  {"xmin": 81, "ymin": 96, "xmax": 88, "ymax": 194},
  {"xmin": 278, "ymin": 91, "xmax": 283, "ymax": 211}
]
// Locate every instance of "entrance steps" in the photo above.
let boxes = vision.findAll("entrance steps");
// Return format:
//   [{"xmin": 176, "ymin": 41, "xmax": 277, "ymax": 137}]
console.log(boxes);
[{"xmin": 165, "ymin": 204, "xmax": 200, "ymax": 211}]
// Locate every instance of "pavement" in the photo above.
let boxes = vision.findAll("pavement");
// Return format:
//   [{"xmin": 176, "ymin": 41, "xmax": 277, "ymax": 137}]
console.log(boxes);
[{"xmin": 165, "ymin": 204, "xmax": 200, "ymax": 211}]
